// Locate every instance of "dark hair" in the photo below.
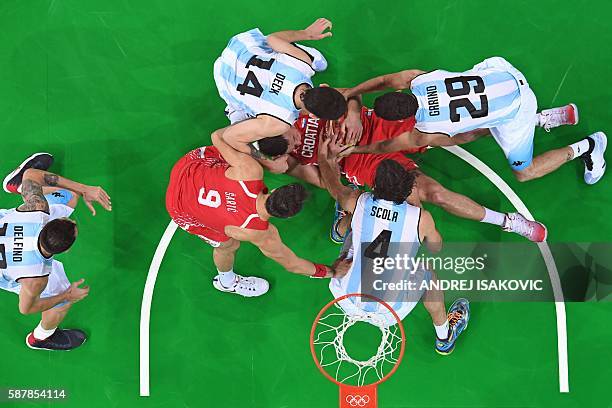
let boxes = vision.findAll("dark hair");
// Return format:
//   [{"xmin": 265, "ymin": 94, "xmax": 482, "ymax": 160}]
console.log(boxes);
[
  {"xmin": 373, "ymin": 159, "xmax": 416, "ymax": 204},
  {"xmin": 39, "ymin": 218, "xmax": 77, "ymax": 255},
  {"xmin": 255, "ymin": 136, "xmax": 289, "ymax": 157},
  {"xmin": 374, "ymin": 92, "xmax": 418, "ymax": 120},
  {"xmin": 265, "ymin": 183, "xmax": 309, "ymax": 218},
  {"xmin": 302, "ymin": 87, "xmax": 347, "ymax": 120}
]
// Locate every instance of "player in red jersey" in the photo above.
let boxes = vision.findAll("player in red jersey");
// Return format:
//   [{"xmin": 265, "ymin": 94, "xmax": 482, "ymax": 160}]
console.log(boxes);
[
  {"xmin": 165, "ymin": 128, "xmax": 348, "ymax": 297},
  {"xmin": 283, "ymin": 101, "xmax": 548, "ymax": 243}
]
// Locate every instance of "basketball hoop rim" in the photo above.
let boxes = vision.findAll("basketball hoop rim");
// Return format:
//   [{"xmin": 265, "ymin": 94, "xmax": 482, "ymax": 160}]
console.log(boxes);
[{"xmin": 309, "ymin": 293, "xmax": 406, "ymax": 388}]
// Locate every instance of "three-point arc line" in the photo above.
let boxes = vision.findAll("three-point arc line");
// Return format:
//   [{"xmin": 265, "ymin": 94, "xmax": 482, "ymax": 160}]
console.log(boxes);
[{"xmin": 138, "ymin": 145, "xmax": 569, "ymax": 396}]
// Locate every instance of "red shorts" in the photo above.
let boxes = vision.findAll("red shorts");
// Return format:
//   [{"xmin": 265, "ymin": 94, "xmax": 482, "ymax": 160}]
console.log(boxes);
[{"xmin": 343, "ymin": 153, "xmax": 418, "ymax": 187}]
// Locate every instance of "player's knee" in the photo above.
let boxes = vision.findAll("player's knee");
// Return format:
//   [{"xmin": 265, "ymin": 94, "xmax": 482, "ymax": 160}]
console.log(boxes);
[
  {"xmin": 513, "ymin": 167, "xmax": 534, "ymax": 182},
  {"xmin": 426, "ymin": 185, "xmax": 448, "ymax": 206}
]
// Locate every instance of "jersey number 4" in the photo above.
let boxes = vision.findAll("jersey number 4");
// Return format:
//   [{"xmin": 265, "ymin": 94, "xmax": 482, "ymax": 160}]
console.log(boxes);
[
  {"xmin": 364, "ymin": 230, "xmax": 392, "ymax": 260},
  {"xmin": 444, "ymin": 76, "xmax": 489, "ymax": 122},
  {"xmin": 236, "ymin": 56, "xmax": 275, "ymax": 98},
  {"xmin": 0, "ymin": 223, "xmax": 7, "ymax": 269}
]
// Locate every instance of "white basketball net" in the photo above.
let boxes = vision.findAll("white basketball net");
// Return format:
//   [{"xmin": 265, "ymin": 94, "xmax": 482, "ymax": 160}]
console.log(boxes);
[{"xmin": 312, "ymin": 305, "xmax": 403, "ymax": 386}]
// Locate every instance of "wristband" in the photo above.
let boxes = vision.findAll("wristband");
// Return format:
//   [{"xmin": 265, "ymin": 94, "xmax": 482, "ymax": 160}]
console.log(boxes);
[{"xmin": 312, "ymin": 263, "xmax": 329, "ymax": 278}]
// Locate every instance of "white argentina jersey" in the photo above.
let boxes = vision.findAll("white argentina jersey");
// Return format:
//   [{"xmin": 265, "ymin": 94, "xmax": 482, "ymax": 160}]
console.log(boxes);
[
  {"xmin": 411, "ymin": 62, "xmax": 522, "ymax": 136},
  {"xmin": 330, "ymin": 193, "xmax": 421, "ymax": 323},
  {"xmin": 0, "ymin": 209, "xmax": 53, "ymax": 289},
  {"xmin": 214, "ymin": 28, "xmax": 320, "ymax": 125}
]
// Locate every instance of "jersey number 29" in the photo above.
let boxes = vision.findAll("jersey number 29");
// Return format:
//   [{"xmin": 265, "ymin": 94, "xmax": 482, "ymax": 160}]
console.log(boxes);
[
  {"xmin": 236, "ymin": 56, "xmax": 275, "ymax": 98},
  {"xmin": 444, "ymin": 76, "xmax": 489, "ymax": 123}
]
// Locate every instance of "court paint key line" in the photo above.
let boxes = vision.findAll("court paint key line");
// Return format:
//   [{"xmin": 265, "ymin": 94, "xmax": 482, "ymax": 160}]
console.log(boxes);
[
  {"xmin": 443, "ymin": 145, "xmax": 569, "ymax": 393},
  {"xmin": 139, "ymin": 221, "xmax": 178, "ymax": 397},
  {"xmin": 138, "ymin": 149, "xmax": 570, "ymax": 396}
]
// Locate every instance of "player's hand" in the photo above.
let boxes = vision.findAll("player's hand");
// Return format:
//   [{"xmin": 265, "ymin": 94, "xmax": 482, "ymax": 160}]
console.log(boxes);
[
  {"xmin": 332, "ymin": 257, "xmax": 352, "ymax": 279},
  {"xmin": 337, "ymin": 145, "xmax": 356, "ymax": 159},
  {"xmin": 82, "ymin": 186, "xmax": 112, "ymax": 216},
  {"xmin": 340, "ymin": 113, "xmax": 363, "ymax": 146},
  {"xmin": 64, "ymin": 279, "xmax": 90, "ymax": 303},
  {"xmin": 338, "ymin": 87, "xmax": 355, "ymax": 100},
  {"xmin": 304, "ymin": 18, "xmax": 332, "ymax": 40}
]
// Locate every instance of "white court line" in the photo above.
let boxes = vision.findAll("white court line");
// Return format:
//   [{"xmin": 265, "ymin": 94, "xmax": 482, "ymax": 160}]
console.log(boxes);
[
  {"xmin": 139, "ymin": 221, "xmax": 178, "ymax": 397},
  {"xmin": 443, "ymin": 145, "xmax": 569, "ymax": 393},
  {"xmin": 138, "ymin": 148, "xmax": 570, "ymax": 396}
]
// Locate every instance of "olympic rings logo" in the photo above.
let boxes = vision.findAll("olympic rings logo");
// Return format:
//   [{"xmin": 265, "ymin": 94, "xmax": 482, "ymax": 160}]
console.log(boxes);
[{"xmin": 345, "ymin": 394, "xmax": 370, "ymax": 407}]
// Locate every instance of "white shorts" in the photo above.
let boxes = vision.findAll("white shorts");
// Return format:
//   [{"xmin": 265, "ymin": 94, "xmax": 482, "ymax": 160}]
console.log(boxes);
[
  {"xmin": 0, "ymin": 260, "xmax": 71, "ymax": 308},
  {"xmin": 475, "ymin": 57, "xmax": 538, "ymax": 171}
]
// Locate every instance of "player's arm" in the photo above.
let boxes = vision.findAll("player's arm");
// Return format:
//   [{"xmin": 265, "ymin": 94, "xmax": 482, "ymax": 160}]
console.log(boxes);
[
  {"xmin": 341, "ymin": 94, "xmax": 363, "ymax": 146},
  {"xmin": 344, "ymin": 69, "xmax": 426, "ymax": 98},
  {"xmin": 418, "ymin": 209, "xmax": 442, "ymax": 253},
  {"xmin": 225, "ymin": 225, "xmax": 347, "ymax": 278},
  {"xmin": 211, "ymin": 128, "xmax": 264, "ymax": 179},
  {"xmin": 287, "ymin": 163, "xmax": 325, "ymax": 189},
  {"xmin": 317, "ymin": 138, "xmax": 361, "ymax": 214},
  {"xmin": 215, "ymin": 116, "xmax": 290, "ymax": 154},
  {"xmin": 267, "ymin": 18, "xmax": 332, "ymax": 64},
  {"xmin": 19, "ymin": 169, "xmax": 112, "ymax": 215},
  {"xmin": 18, "ymin": 277, "xmax": 89, "ymax": 315}
]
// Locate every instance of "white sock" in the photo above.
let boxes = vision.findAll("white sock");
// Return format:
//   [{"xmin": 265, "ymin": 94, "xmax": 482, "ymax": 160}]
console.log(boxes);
[
  {"xmin": 480, "ymin": 207, "xmax": 506, "ymax": 226},
  {"xmin": 33, "ymin": 322, "xmax": 56, "ymax": 341},
  {"xmin": 535, "ymin": 113, "xmax": 542, "ymax": 127},
  {"xmin": 217, "ymin": 269, "xmax": 237, "ymax": 288},
  {"xmin": 434, "ymin": 320, "xmax": 450, "ymax": 340},
  {"xmin": 569, "ymin": 139, "xmax": 591, "ymax": 159}
]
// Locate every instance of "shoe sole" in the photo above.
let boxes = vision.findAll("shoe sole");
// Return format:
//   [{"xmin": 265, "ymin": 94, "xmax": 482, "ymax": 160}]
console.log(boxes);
[
  {"xmin": 585, "ymin": 132, "xmax": 607, "ymax": 185},
  {"xmin": 25, "ymin": 336, "xmax": 87, "ymax": 351},
  {"xmin": 2, "ymin": 152, "xmax": 54, "ymax": 193},
  {"xmin": 212, "ymin": 278, "xmax": 269, "ymax": 298},
  {"xmin": 569, "ymin": 103, "xmax": 579, "ymax": 125}
]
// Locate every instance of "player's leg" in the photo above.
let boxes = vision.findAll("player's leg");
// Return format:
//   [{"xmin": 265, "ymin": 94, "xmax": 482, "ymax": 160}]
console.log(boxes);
[
  {"xmin": 415, "ymin": 169, "xmax": 548, "ymax": 242},
  {"xmin": 3, "ymin": 152, "xmax": 54, "ymax": 194},
  {"xmin": 212, "ymin": 238, "xmax": 241, "ymax": 287},
  {"xmin": 423, "ymin": 271, "xmax": 470, "ymax": 355},
  {"xmin": 26, "ymin": 261, "xmax": 87, "ymax": 351},
  {"xmin": 514, "ymin": 132, "xmax": 607, "ymax": 184},
  {"xmin": 209, "ymin": 237, "xmax": 270, "ymax": 298}
]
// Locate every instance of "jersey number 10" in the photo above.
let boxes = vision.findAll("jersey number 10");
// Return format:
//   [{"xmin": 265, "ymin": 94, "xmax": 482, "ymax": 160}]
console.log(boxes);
[
  {"xmin": 444, "ymin": 76, "xmax": 489, "ymax": 123},
  {"xmin": 236, "ymin": 56, "xmax": 275, "ymax": 98}
]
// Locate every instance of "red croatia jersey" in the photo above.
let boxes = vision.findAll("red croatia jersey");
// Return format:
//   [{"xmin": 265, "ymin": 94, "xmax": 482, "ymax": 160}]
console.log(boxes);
[
  {"xmin": 291, "ymin": 107, "xmax": 423, "ymax": 186},
  {"xmin": 166, "ymin": 146, "xmax": 269, "ymax": 243}
]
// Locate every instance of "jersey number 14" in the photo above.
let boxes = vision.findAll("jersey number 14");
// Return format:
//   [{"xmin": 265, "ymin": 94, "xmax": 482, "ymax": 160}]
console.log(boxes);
[{"xmin": 236, "ymin": 56, "xmax": 275, "ymax": 98}]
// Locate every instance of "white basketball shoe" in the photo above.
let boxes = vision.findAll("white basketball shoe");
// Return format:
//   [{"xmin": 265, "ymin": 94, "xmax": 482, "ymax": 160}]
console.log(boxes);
[
  {"xmin": 581, "ymin": 132, "xmax": 607, "ymax": 185},
  {"xmin": 538, "ymin": 103, "xmax": 579, "ymax": 132},
  {"xmin": 213, "ymin": 274, "xmax": 269, "ymax": 297}
]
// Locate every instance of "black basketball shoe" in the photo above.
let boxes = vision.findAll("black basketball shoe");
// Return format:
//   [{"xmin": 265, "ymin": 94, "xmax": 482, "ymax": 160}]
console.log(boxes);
[
  {"xmin": 3, "ymin": 152, "xmax": 54, "ymax": 194},
  {"xmin": 26, "ymin": 329, "xmax": 87, "ymax": 351}
]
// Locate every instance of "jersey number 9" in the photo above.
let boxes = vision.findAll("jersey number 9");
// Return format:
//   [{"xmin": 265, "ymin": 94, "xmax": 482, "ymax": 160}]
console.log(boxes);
[{"xmin": 198, "ymin": 188, "xmax": 221, "ymax": 208}]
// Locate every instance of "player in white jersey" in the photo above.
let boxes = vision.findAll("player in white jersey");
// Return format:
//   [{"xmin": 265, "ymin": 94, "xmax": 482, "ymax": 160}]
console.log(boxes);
[
  {"xmin": 343, "ymin": 57, "xmax": 607, "ymax": 185},
  {"xmin": 0, "ymin": 153, "xmax": 111, "ymax": 351},
  {"xmin": 317, "ymin": 140, "xmax": 470, "ymax": 355},
  {"xmin": 213, "ymin": 18, "xmax": 347, "ymax": 155}
]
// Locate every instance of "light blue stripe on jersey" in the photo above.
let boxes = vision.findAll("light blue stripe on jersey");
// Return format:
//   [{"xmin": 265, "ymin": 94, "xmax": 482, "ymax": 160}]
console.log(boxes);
[
  {"xmin": 5, "ymin": 250, "xmax": 46, "ymax": 267},
  {"xmin": 217, "ymin": 61, "xmax": 298, "ymax": 118},
  {"xmin": 228, "ymin": 30, "xmax": 313, "ymax": 87},
  {"xmin": 415, "ymin": 71, "xmax": 517, "ymax": 98},
  {"xmin": 0, "ymin": 223, "xmax": 40, "ymax": 238},
  {"xmin": 416, "ymin": 86, "xmax": 521, "ymax": 125}
]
